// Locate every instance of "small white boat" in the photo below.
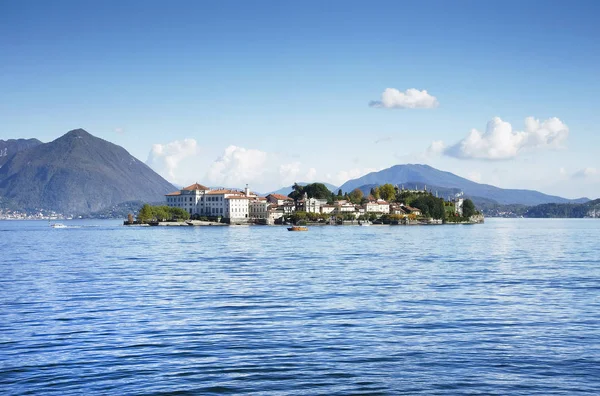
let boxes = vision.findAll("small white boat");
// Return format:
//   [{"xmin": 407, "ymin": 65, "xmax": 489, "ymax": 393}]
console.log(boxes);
[
  {"xmin": 359, "ymin": 221, "xmax": 371, "ymax": 226},
  {"xmin": 50, "ymin": 223, "xmax": 67, "ymax": 228}
]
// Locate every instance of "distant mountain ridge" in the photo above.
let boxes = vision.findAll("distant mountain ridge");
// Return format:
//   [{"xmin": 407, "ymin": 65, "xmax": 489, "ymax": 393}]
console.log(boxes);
[
  {"xmin": 0, "ymin": 129, "xmax": 176, "ymax": 214},
  {"xmin": 0, "ymin": 138, "xmax": 42, "ymax": 167},
  {"xmin": 338, "ymin": 164, "xmax": 588, "ymax": 206}
]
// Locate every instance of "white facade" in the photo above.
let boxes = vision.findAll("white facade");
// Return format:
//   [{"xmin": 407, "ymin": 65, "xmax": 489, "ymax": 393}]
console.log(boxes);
[
  {"xmin": 249, "ymin": 199, "xmax": 269, "ymax": 219},
  {"xmin": 165, "ymin": 183, "xmax": 257, "ymax": 221},
  {"xmin": 364, "ymin": 200, "xmax": 390, "ymax": 213}
]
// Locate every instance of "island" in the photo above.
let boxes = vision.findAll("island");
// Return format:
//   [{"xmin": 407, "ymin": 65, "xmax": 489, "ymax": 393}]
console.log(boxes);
[{"xmin": 125, "ymin": 182, "xmax": 484, "ymax": 226}]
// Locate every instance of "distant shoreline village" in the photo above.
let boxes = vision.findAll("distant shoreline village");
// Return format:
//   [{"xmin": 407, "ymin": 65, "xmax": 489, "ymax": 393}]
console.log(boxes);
[{"xmin": 126, "ymin": 182, "xmax": 483, "ymax": 226}]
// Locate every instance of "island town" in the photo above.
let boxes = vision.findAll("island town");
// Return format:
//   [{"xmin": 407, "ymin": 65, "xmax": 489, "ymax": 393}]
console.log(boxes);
[{"xmin": 126, "ymin": 182, "xmax": 483, "ymax": 226}]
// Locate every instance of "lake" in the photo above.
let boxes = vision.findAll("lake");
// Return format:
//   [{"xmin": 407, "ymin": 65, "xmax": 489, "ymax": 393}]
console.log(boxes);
[{"xmin": 1, "ymin": 219, "xmax": 599, "ymax": 395}]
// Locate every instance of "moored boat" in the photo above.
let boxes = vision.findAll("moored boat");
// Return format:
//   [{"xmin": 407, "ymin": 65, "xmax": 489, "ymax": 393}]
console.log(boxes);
[
  {"xmin": 287, "ymin": 226, "xmax": 308, "ymax": 231},
  {"xmin": 50, "ymin": 223, "xmax": 67, "ymax": 228}
]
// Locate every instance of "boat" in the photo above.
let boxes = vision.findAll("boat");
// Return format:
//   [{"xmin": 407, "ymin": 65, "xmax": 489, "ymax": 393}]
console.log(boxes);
[
  {"xmin": 287, "ymin": 226, "xmax": 308, "ymax": 231},
  {"xmin": 358, "ymin": 221, "xmax": 371, "ymax": 226},
  {"xmin": 50, "ymin": 223, "xmax": 67, "ymax": 228}
]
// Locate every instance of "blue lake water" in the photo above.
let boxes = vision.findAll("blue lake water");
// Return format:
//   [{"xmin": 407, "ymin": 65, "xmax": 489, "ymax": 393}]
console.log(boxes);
[{"xmin": 1, "ymin": 219, "xmax": 599, "ymax": 395}]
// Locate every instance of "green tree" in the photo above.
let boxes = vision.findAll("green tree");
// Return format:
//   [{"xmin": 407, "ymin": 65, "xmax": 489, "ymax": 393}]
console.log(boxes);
[
  {"xmin": 379, "ymin": 183, "xmax": 396, "ymax": 202},
  {"xmin": 348, "ymin": 188, "xmax": 364, "ymax": 204},
  {"xmin": 462, "ymin": 199, "xmax": 476, "ymax": 218},
  {"xmin": 138, "ymin": 204, "xmax": 153, "ymax": 223},
  {"xmin": 370, "ymin": 187, "xmax": 380, "ymax": 199}
]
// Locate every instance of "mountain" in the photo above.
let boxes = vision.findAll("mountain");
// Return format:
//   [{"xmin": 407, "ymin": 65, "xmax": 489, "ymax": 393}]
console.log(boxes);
[
  {"xmin": 0, "ymin": 129, "xmax": 176, "ymax": 214},
  {"xmin": 267, "ymin": 182, "xmax": 339, "ymax": 197},
  {"xmin": 0, "ymin": 138, "xmax": 42, "ymax": 167},
  {"xmin": 338, "ymin": 164, "xmax": 588, "ymax": 206}
]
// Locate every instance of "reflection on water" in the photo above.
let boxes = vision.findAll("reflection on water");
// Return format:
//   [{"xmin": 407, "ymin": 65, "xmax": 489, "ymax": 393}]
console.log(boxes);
[{"xmin": 1, "ymin": 219, "xmax": 599, "ymax": 394}]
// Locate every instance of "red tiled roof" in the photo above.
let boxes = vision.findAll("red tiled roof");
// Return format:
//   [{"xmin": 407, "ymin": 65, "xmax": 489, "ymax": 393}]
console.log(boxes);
[
  {"xmin": 183, "ymin": 183, "xmax": 209, "ymax": 191},
  {"xmin": 165, "ymin": 191, "xmax": 181, "ymax": 196},
  {"xmin": 267, "ymin": 193, "xmax": 293, "ymax": 201}
]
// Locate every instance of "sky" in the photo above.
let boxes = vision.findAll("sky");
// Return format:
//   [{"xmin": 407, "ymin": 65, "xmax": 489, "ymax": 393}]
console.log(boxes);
[{"xmin": 1, "ymin": 0, "xmax": 599, "ymax": 197}]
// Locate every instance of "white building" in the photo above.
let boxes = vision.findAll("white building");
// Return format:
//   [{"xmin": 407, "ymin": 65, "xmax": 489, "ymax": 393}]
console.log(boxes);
[
  {"xmin": 364, "ymin": 199, "xmax": 390, "ymax": 214},
  {"xmin": 165, "ymin": 183, "xmax": 257, "ymax": 223},
  {"xmin": 320, "ymin": 204, "xmax": 336, "ymax": 214},
  {"xmin": 249, "ymin": 198, "xmax": 269, "ymax": 220},
  {"xmin": 455, "ymin": 197, "xmax": 464, "ymax": 216}
]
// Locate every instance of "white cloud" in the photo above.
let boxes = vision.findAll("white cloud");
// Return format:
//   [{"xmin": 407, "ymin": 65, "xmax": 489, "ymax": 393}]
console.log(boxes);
[
  {"xmin": 146, "ymin": 139, "xmax": 199, "ymax": 183},
  {"xmin": 572, "ymin": 167, "xmax": 597, "ymax": 178},
  {"xmin": 370, "ymin": 88, "xmax": 439, "ymax": 109},
  {"xmin": 206, "ymin": 145, "xmax": 268, "ymax": 187},
  {"xmin": 559, "ymin": 167, "xmax": 567, "ymax": 176},
  {"xmin": 305, "ymin": 167, "xmax": 317, "ymax": 182},
  {"xmin": 278, "ymin": 161, "xmax": 301, "ymax": 186},
  {"xmin": 443, "ymin": 116, "xmax": 569, "ymax": 160},
  {"xmin": 426, "ymin": 140, "xmax": 446, "ymax": 156}
]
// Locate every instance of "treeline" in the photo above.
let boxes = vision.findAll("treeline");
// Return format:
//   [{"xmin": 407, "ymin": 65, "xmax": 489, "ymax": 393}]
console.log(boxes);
[
  {"xmin": 137, "ymin": 204, "xmax": 190, "ymax": 223},
  {"xmin": 524, "ymin": 199, "xmax": 600, "ymax": 218}
]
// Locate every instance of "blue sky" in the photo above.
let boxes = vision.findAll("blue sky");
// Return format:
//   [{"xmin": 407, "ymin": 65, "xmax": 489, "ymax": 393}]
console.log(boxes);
[{"xmin": 1, "ymin": 0, "xmax": 599, "ymax": 197}]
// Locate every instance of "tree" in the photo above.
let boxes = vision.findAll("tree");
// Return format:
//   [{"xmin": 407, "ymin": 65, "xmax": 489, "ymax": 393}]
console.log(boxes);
[
  {"xmin": 379, "ymin": 184, "xmax": 396, "ymax": 202},
  {"xmin": 288, "ymin": 183, "xmax": 305, "ymax": 201},
  {"xmin": 348, "ymin": 188, "xmax": 364, "ymax": 204},
  {"xmin": 462, "ymin": 199, "xmax": 476, "ymax": 218},
  {"xmin": 370, "ymin": 187, "xmax": 380, "ymax": 199},
  {"xmin": 303, "ymin": 183, "xmax": 333, "ymax": 200},
  {"xmin": 138, "ymin": 204, "xmax": 153, "ymax": 223}
]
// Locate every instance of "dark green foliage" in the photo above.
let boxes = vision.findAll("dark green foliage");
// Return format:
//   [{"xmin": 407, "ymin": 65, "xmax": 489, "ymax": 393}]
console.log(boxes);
[
  {"xmin": 288, "ymin": 182, "xmax": 333, "ymax": 201},
  {"xmin": 524, "ymin": 199, "xmax": 600, "ymax": 218},
  {"xmin": 137, "ymin": 204, "xmax": 190, "ymax": 223},
  {"xmin": 411, "ymin": 195, "xmax": 447, "ymax": 219},
  {"xmin": 462, "ymin": 199, "xmax": 476, "ymax": 218}
]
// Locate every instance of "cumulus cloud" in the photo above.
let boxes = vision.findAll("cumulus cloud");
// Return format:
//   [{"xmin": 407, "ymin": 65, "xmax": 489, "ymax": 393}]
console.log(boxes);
[
  {"xmin": 206, "ymin": 145, "xmax": 268, "ymax": 187},
  {"xmin": 146, "ymin": 139, "xmax": 199, "ymax": 182},
  {"xmin": 305, "ymin": 167, "xmax": 317, "ymax": 182},
  {"xmin": 443, "ymin": 116, "xmax": 569, "ymax": 160},
  {"xmin": 426, "ymin": 140, "xmax": 446, "ymax": 156},
  {"xmin": 572, "ymin": 167, "xmax": 597, "ymax": 178},
  {"xmin": 369, "ymin": 88, "xmax": 439, "ymax": 109}
]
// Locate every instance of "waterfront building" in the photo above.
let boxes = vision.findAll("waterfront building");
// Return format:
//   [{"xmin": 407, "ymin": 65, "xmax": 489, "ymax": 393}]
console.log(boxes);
[
  {"xmin": 364, "ymin": 199, "xmax": 390, "ymax": 214},
  {"xmin": 165, "ymin": 183, "xmax": 257, "ymax": 222},
  {"xmin": 266, "ymin": 194, "xmax": 294, "ymax": 206}
]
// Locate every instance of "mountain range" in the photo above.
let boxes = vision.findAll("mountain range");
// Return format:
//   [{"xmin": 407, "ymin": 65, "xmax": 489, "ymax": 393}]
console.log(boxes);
[
  {"xmin": 338, "ymin": 164, "xmax": 588, "ymax": 206},
  {"xmin": 0, "ymin": 138, "xmax": 42, "ymax": 168},
  {"xmin": 0, "ymin": 130, "xmax": 590, "ymax": 216},
  {"xmin": 0, "ymin": 129, "xmax": 175, "ymax": 214}
]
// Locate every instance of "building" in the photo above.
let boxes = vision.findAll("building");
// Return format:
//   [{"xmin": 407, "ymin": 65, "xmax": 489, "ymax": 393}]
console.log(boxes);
[
  {"xmin": 296, "ymin": 193, "xmax": 328, "ymax": 213},
  {"xmin": 389, "ymin": 204, "xmax": 407, "ymax": 216},
  {"xmin": 249, "ymin": 197, "xmax": 269, "ymax": 220},
  {"xmin": 455, "ymin": 197, "xmax": 464, "ymax": 216},
  {"xmin": 364, "ymin": 199, "xmax": 390, "ymax": 214},
  {"xmin": 165, "ymin": 183, "xmax": 210, "ymax": 215},
  {"xmin": 401, "ymin": 204, "xmax": 422, "ymax": 216},
  {"xmin": 320, "ymin": 204, "xmax": 336, "ymax": 214},
  {"xmin": 165, "ymin": 183, "xmax": 257, "ymax": 222},
  {"xmin": 266, "ymin": 193, "xmax": 294, "ymax": 206}
]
